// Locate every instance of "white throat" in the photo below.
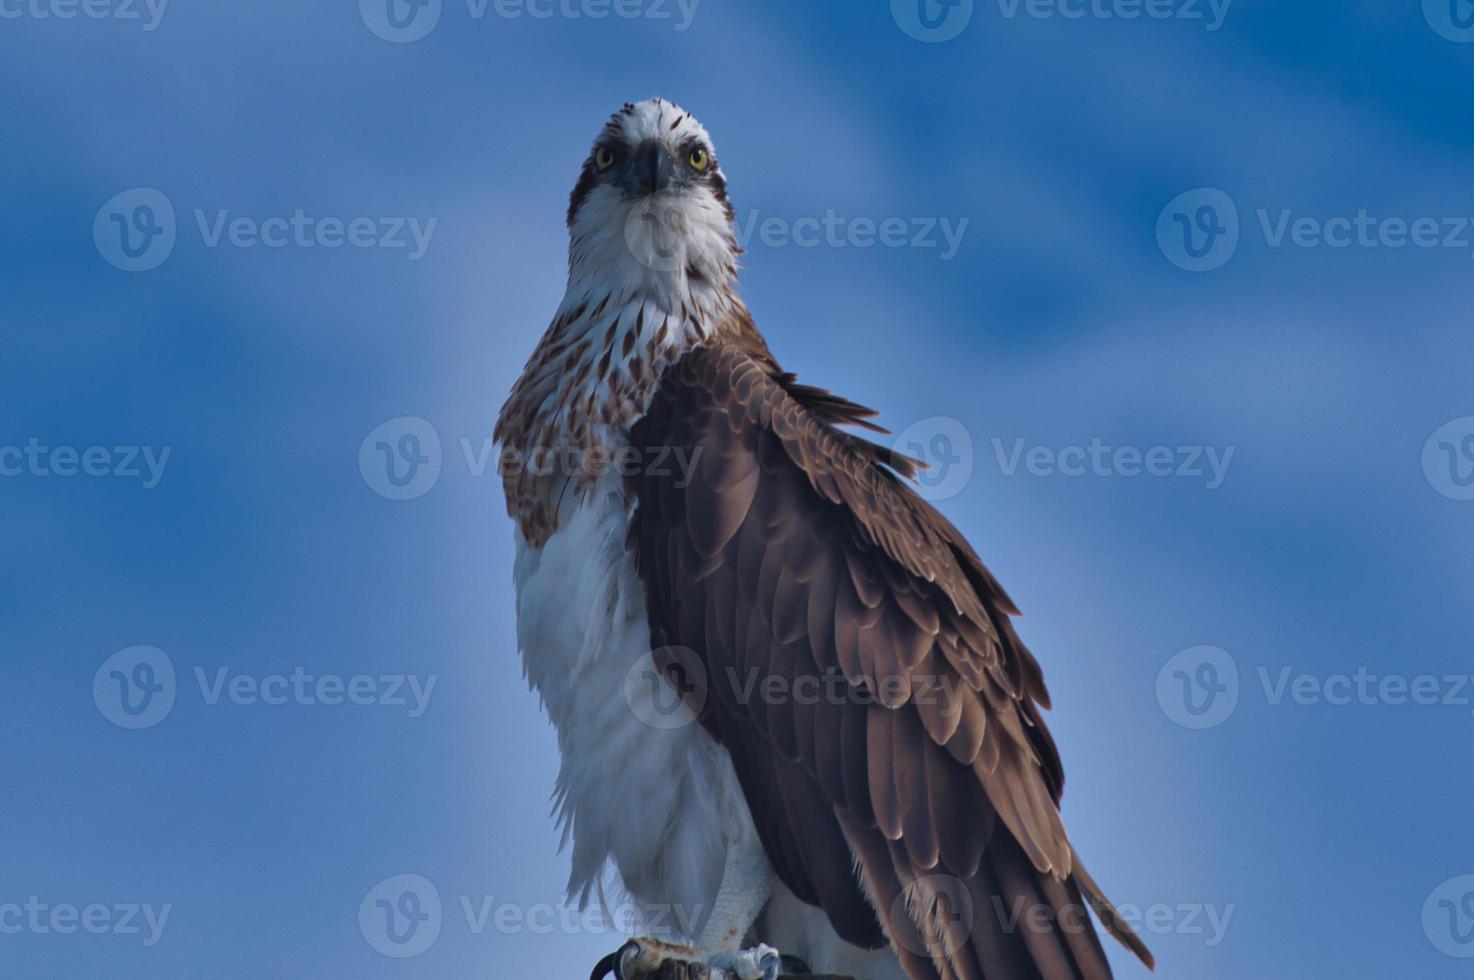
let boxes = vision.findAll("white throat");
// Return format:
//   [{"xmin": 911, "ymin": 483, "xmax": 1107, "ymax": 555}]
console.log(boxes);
[{"xmin": 567, "ymin": 194, "xmax": 738, "ymax": 311}]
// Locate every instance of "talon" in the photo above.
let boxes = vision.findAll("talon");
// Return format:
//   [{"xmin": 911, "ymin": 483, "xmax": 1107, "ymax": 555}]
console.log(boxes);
[
  {"xmin": 592, "ymin": 939, "xmax": 645, "ymax": 980},
  {"xmin": 591, "ymin": 948, "xmax": 622, "ymax": 980},
  {"xmin": 709, "ymin": 944, "xmax": 782, "ymax": 980}
]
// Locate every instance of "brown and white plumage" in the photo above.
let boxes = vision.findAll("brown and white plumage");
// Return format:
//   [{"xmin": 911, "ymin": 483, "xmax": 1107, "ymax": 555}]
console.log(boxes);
[{"xmin": 496, "ymin": 98, "xmax": 1152, "ymax": 980}]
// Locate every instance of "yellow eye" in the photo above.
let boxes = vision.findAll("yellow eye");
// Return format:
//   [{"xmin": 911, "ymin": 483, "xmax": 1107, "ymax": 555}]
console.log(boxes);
[
  {"xmin": 595, "ymin": 147, "xmax": 615, "ymax": 170},
  {"xmin": 688, "ymin": 147, "xmax": 710, "ymax": 172}
]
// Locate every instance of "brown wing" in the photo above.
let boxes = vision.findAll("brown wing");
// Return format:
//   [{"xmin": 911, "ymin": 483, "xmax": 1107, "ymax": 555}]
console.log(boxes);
[{"xmin": 626, "ymin": 342, "xmax": 1153, "ymax": 980}]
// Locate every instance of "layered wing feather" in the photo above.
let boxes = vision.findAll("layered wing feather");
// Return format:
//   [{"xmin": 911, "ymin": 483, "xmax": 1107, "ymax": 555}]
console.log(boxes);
[{"xmin": 626, "ymin": 342, "xmax": 1152, "ymax": 980}]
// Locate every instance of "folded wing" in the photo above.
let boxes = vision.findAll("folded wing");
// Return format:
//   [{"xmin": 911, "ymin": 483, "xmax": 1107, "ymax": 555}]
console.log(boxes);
[{"xmin": 626, "ymin": 342, "xmax": 1152, "ymax": 980}]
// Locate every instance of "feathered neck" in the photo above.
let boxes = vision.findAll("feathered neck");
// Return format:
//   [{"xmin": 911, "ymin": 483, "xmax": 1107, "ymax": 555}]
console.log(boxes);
[{"xmin": 495, "ymin": 240, "xmax": 765, "ymax": 543}]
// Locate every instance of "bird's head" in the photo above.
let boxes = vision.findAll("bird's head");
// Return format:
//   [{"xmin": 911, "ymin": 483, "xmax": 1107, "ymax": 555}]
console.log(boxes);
[{"xmin": 565, "ymin": 99, "xmax": 740, "ymax": 298}]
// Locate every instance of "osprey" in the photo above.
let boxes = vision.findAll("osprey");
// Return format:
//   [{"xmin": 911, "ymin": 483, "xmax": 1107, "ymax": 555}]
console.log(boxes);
[{"xmin": 495, "ymin": 99, "xmax": 1153, "ymax": 980}]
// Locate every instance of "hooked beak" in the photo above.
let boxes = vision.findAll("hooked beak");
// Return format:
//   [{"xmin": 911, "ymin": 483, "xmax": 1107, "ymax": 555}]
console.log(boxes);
[{"xmin": 633, "ymin": 140, "xmax": 676, "ymax": 196}]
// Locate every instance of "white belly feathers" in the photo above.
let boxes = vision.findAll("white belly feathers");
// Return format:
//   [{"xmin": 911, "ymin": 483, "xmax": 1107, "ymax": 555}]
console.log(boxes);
[{"xmin": 512, "ymin": 473, "xmax": 759, "ymax": 940}]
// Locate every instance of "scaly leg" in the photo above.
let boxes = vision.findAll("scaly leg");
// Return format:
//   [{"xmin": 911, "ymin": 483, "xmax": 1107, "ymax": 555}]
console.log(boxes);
[{"xmin": 695, "ymin": 832, "xmax": 776, "ymax": 954}]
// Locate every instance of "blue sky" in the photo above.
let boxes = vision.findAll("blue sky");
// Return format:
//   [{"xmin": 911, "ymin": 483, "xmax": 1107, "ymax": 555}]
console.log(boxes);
[{"xmin": 3, "ymin": 1, "xmax": 1474, "ymax": 977}]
